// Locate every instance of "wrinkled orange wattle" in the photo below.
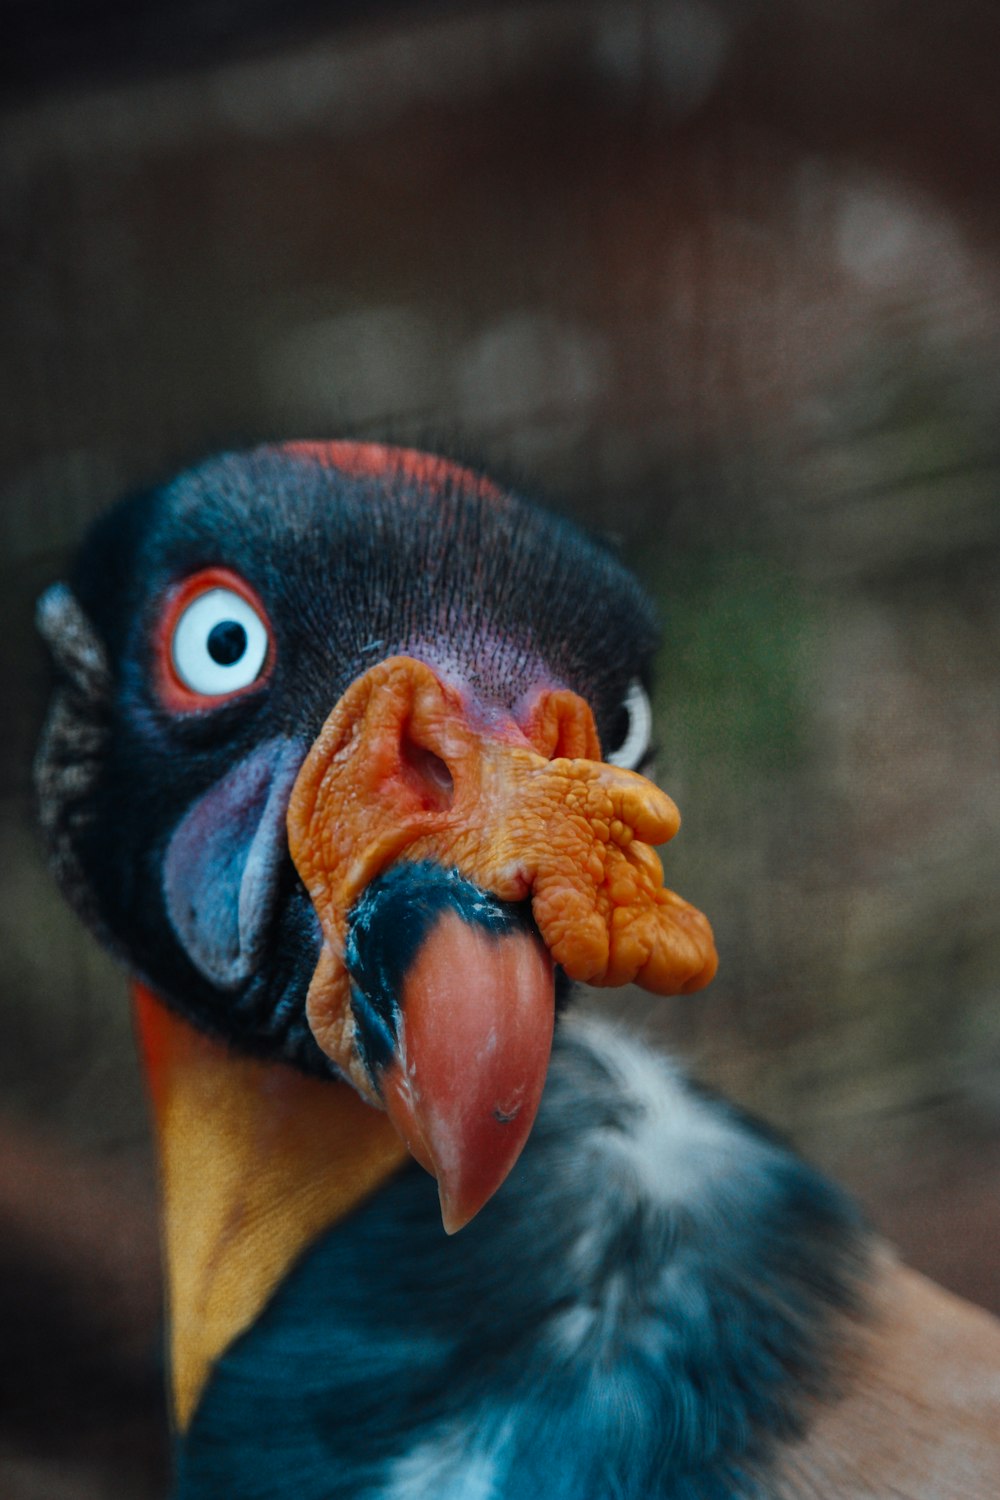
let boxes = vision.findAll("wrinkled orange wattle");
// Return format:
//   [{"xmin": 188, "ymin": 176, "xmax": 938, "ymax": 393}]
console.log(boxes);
[{"xmin": 286, "ymin": 655, "xmax": 717, "ymax": 1104}]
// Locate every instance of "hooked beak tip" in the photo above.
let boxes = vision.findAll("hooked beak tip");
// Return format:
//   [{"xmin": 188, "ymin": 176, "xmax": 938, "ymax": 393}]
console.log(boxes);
[
  {"xmin": 366, "ymin": 892, "xmax": 554, "ymax": 1231},
  {"xmin": 439, "ymin": 1190, "xmax": 476, "ymax": 1237}
]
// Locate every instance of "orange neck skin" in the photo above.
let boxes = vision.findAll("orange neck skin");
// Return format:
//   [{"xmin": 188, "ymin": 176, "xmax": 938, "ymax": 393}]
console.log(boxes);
[{"xmin": 133, "ymin": 984, "xmax": 409, "ymax": 1433}]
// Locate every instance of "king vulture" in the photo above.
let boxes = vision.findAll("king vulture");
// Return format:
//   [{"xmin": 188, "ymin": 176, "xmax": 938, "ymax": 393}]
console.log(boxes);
[{"xmin": 35, "ymin": 442, "xmax": 1000, "ymax": 1498}]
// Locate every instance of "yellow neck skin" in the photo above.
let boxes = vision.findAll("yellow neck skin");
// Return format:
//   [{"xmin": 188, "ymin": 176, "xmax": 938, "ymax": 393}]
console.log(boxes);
[{"xmin": 133, "ymin": 985, "xmax": 409, "ymax": 1432}]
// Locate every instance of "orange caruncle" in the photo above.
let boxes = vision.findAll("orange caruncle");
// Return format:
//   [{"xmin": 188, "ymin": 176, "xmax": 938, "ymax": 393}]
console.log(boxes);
[{"xmin": 287, "ymin": 656, "xmax": 717, "ymax": 1098}]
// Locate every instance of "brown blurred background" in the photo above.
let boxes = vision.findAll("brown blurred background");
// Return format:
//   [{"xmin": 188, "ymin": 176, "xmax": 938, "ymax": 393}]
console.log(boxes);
[{"xmin": 2, "ymin": 2, "xmax": 999, "ymax": 1494}]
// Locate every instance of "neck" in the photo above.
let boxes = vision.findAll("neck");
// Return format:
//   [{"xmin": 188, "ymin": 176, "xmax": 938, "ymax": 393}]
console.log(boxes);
[{"xmin": 133, "ymin": 983, "xmax": 409, "ymax": 1431}]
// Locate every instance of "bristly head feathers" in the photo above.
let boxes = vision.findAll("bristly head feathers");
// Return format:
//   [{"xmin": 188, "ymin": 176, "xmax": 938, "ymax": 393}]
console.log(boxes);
[
  {"xmin": 34, "ymin": 445, "xmax": 658, "ymax": 1065},
  {"xmin": 66, "ymin": 445, "xmax": 658, "ymax": 733}
]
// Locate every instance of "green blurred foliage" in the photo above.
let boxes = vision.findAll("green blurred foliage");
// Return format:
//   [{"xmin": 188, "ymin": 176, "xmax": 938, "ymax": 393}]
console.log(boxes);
[{"xmin": 655, "ymin": 548, "xmax": 815, "ymax": 784}]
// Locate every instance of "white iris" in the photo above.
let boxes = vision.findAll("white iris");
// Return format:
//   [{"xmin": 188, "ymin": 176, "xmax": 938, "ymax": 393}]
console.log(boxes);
[
  {"xmin": 171, "ymin": 587, "xmax": 268, "ymax": 696},
  {"xmin": 606, "ymin": 679, "xmax": 653, "ymax": 770}
]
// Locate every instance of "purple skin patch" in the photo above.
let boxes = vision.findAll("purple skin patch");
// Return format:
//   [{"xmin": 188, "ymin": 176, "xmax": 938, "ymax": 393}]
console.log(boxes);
[{"xmin": 163, "ymin": 738, "xmax": 306, "ymax": 989}]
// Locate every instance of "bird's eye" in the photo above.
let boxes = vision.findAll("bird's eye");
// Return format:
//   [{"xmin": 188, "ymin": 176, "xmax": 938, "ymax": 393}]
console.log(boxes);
[
  {"xmin": 605, "ymin": 680, "xmax": 653, "ymax": 770},
  {"xmin": 158, "ymin": 569, "xmax": 273, "ymax": 708},
  {"xmin": 172, "ymin": 588, "xmax": 268, "ymax": 695}
]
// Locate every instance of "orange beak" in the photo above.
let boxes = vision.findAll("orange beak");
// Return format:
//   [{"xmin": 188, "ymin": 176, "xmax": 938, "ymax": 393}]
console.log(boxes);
[{"xmin": 287, "ymin": 656, "xmax": 717, "ymax": 1230}]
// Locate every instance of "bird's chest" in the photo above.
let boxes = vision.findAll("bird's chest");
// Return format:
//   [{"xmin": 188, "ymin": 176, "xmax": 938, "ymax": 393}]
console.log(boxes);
[{"xmin": 171, "ymin": 1024, "xmax": 870, "ymax": 1500}]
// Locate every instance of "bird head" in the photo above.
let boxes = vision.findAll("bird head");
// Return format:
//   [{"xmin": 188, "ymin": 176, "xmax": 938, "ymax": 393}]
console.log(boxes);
[{"xmin": 36, "ymin": 442, "xmax": 717, "ymax": 1232}]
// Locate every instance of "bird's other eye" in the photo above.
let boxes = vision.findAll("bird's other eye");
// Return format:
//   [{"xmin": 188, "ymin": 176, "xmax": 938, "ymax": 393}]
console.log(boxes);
[
  {"xmin": 159, "ymin": 569, "xmax": 273, "ymax": 707},
  {"xmin": 605, "ymin": 680, "xmax": 653, "ymax": 770}
]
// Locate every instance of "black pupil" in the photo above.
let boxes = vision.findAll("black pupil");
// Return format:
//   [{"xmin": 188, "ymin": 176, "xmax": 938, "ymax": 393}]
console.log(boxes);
[
  {"xmin": 607, "ymin": 701, "xmax": 631, "ymax": 753},
  {"xmin": 207, "ymin": 619, "xmax": 248, "ymax": 666}
]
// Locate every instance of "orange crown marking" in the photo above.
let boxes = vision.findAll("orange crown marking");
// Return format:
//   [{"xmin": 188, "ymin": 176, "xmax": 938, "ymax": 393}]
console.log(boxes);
[
  {"xmin": 287, "ymin": 656, "xmax": 718, "ymax": 1096},
  {"xmin": 283, "ymin": 441, "xmax": 504, "ymax": 501}
]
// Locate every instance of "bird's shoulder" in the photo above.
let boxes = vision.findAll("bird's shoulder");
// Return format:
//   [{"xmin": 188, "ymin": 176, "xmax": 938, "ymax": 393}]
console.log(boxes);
[{"xmin": 777, "ymin": 1254, "xmax": 1000, "ymax": 1500}]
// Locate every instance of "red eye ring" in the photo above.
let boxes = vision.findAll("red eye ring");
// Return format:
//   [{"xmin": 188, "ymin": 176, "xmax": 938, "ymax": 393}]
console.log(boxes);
[{"xmin": 155, "ymin": 567, "xmax": 275, "ymax": 713}]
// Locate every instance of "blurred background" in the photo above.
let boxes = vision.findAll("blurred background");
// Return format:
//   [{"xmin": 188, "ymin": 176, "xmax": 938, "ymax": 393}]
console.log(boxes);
[{"xmin": 2, "ymin": 1, "xmax": 999, "ymax": 1494}]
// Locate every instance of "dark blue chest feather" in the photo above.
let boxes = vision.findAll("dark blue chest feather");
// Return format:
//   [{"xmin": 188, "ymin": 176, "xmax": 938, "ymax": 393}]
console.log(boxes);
[{"xmin": 176, "ymin": 1020, "xmax": 870, "ymax": 1500}]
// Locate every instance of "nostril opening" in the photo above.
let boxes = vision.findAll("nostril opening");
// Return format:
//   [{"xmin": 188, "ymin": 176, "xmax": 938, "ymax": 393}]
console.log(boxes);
[{"xmin": 401, "ymin": 732, "xmax": 455, "ymax": 809}]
